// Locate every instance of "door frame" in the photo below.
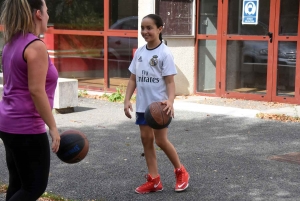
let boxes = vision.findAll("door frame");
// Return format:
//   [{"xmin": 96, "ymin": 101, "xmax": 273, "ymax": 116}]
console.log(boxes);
[
  {"xmin": 270, "ymin": 0, "xmax": 300, "ymax": 103},
  {"xmin": 194, "ymin": 0, "xmax": 223, "ymax": 97},
  {"xmin": 195, "ymin": 0, "xmax": 300, "ymax": 104},
  {"xmin": 219, "ymin": 0, "xmax": 277, "ymax": 102},
  {"xmin": 220, "ymin": 0, "xmax": 300, "ymax": 103}
]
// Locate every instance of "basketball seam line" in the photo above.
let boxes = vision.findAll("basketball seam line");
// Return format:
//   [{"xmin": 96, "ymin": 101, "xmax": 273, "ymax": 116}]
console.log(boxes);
[{"xmin": 157, "ymin": 102, "xmax": 165, "ymax": 125}]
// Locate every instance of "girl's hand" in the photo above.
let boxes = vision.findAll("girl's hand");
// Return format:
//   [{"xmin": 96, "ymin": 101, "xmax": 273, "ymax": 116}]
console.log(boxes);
[
  {"xmin": 161, "ymin": 100, "xmax": 174, "ymax": 118},
  {"xmin": 124, "ymin": 101, "xmax": 133, "ymax": 119},
  {"xmin": 49, "ymin": 128, "xmax": 60, "ymax": 153}
]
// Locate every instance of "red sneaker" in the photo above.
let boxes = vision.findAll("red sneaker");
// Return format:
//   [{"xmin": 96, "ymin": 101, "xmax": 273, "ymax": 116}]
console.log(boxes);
[
  {"xmin": 174, "ymin": 165, "xmax": 190, "ymax": 191},
  {"xmin": 135, "ymin": 174, "xmax": 163, "ymax": 194}
]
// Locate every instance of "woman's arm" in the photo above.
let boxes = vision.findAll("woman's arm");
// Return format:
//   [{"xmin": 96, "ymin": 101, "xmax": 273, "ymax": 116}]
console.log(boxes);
[{"xmin": 25, "ymin": 40, "xmax": 60, "ymax": 153}]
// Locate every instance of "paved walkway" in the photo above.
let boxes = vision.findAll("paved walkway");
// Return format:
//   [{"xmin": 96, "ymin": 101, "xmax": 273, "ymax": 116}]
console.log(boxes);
[
  {"xmin": 86, "ymin": 90, "xmax": 300, "ymax": 118},
  {"xmin": 173, "ymin": 95, "xmax": 300, "ymax": 118},
  {"xmin": 0, "ymin": 95, "xmax": 300, "ymax": 201}
]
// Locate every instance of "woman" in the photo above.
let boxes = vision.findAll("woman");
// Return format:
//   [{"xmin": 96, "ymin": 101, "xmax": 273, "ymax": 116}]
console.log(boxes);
[
  {"xmin": 0, "ymin": 0, "xmax": 60, "ymax": 200},
  {"xmin": 124, "ymin": 14, "xmax": 190, "ymax": 194}
]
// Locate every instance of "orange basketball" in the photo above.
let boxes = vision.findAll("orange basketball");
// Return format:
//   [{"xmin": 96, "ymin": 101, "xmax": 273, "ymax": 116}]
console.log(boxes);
[
  {"xmin": 56, "ymin": 129, "xmax": 89, "ymax": 164},
  {"xmin": 144, "ymin": 102, "xmax": 172, "ymax": 129}
]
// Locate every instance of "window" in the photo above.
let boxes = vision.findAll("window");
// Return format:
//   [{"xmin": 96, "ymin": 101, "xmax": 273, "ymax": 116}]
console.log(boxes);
[
  {"xmin": 155, "ymin": 0, "xmax": 195, "ymax": 37},
  {"xmin": 47, "ymin": 0, "xmax": 104, "ymax": 30},
  {"xmin": 109, "ymin": 0, "xmax": 138, "ymax": 30}
]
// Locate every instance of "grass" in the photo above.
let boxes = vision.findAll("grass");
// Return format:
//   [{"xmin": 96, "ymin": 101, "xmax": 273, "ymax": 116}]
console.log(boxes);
[
  {"xmin": 0, "ymin": 184, "xmax": 105, "ymax": 201},
  {"xmin": 78, "ymin": 90, "xmax": 88, "ymax": 97},
  {"xmin": 38, "ymin": 192, "xmax": 72, "ymax": 201},
  {"xmin": 0, "ymin": 183, "xmax": 71, "ymax": 201},
  {"xmin": 0, "ymin": 183, "xmax": 7, "ymax": 193}
]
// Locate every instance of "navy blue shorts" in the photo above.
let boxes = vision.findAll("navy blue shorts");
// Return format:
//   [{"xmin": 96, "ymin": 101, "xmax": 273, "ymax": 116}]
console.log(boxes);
[
  {"xmin": 135, "ymin": 112, "xmax": 169, "ymax": 128},
  {"xmin": 135, "ymin": 112, "xmax": 147, "ymax": 125}
]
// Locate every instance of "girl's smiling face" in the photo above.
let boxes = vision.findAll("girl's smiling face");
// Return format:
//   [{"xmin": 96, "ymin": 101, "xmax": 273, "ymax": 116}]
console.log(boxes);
[{"xmin": 141, "ymin": 17, "xmax": 163, "ymax": 46}]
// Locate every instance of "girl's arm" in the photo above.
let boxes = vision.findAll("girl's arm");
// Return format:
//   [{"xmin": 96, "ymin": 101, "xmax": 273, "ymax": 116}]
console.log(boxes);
[
  {"xmin": 124, "ymin": 73, "xmax": 136, "ymax": 119},
  {"xmin": 25, "ymin": 40, "xmax": 60, "ymax": 153},
  {"xmin": 163, "ymin": 75, "xmax": 176, "ymax": 117}
]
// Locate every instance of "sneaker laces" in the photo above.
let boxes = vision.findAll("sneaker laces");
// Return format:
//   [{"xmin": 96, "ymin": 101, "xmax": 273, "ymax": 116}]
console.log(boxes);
[
  {"xmin": 175, "ymin": 168, "xmax": 183, "ymax": 183},
  {"xmin": 139, "ymin": 181, "xmax": 153, "ymax": 189},
  {"xmin": 138, "ymin": 174, "xmax": 153, "ymax": 189}
]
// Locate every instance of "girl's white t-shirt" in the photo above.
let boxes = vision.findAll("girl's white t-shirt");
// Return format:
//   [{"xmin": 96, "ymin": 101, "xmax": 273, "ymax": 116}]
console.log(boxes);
[{"xmin": 128, "ymin": 42, "xmax": 177, "ymax": 113}]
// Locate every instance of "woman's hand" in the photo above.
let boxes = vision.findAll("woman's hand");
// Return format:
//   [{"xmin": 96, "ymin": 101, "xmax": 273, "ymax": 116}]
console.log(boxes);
[
  {"xmin": 161, "ymin": 100, "xmax": 174, "ymax": 118},
  {"xmin": 124, "ymin": 101, "xmax": 133, "ymax": 119},
  {"xmin": 49, "ymin": 128, "xmax": 60, "ymax": 153}
]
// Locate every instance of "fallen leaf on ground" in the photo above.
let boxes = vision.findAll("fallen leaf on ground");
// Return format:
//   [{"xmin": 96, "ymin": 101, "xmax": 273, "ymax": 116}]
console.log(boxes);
[{"xmin": 256, "ymin": 113, "xmax": 300, "ymax": 122}]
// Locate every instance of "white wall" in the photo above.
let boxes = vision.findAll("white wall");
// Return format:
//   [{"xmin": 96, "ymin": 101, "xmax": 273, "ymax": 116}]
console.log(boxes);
[
  {"xmin": 165, "ymin": 38, "xmax": 194, "ymax": 95},
  {"xmin": 138, "ymin": 1, "xmax": 154, "ymax": 48},
  {"xmin": 138, "ymin": 0, "xmax": 195, "ymax": 95}
]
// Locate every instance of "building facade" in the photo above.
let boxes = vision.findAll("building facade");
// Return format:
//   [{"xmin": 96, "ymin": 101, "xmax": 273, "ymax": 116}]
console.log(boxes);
[{"xmin": 0, "ymin": 0, "xmax": 299, "ymax": 104}]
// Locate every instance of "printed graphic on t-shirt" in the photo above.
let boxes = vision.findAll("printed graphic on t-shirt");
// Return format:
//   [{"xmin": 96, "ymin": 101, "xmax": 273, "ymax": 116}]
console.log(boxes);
[
  {"xmin": 137, "ymin": 70, "xmax": 159, "ymax": 83},
  {"xmin": 149, "ymin": 55, "xmax": 158, "ymax": 66},
  {"xmin": 138, "ymin": 56, "xmax": 142, "ymax": 62}
]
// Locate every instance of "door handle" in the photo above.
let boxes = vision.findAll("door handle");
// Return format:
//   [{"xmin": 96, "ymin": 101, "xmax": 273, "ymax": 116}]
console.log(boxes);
[{"xmin": 267, "ymin": 32, "xmax": 273, "ymax": 43}]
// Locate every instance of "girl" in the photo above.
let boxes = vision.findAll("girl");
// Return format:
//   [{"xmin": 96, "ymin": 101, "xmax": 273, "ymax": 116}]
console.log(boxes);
[
  {"xmin": 0, "ymin": 0, "xmax": 60, "ymax": 200},
  {"xmin": 124, "ymin": 14, "xmax": 190, "ymax": 194}
]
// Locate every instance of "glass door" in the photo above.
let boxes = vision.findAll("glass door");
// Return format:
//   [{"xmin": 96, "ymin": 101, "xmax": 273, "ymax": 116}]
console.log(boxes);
[
  {"xmin": 196, "ymin": 0, "xmax": 221, "ymax": 95},
  {"xmin": 220, "ymin": 0, "xmax": 300, "ymax": 103},
  {"xmin": 271, "ymin": 0, "xmax": 299, "ymax": 102},
  {"xmin": 221, "ymin": 0, "xmax": 273, "ymax": 101}
]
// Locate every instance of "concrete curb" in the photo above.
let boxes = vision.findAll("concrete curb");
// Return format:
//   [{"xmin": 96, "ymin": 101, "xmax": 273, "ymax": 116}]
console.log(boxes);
[{"xmin": 174, "ymin": 102, "xmax": 260, "ymax": 118}]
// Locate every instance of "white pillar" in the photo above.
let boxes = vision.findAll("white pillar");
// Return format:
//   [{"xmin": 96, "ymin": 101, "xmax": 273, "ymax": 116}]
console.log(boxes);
[{"xmin": 138, "ymin": 0, "xmax": 155, "ymax": 47}]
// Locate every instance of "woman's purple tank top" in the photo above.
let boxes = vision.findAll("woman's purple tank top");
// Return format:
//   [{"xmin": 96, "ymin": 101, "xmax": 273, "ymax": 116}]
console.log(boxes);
[{"xmin": 0, "ymin": 33, "xmax": 58, "ymax": 134}]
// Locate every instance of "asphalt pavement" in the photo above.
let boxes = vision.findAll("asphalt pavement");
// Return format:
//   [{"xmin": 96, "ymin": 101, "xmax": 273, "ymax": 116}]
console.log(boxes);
[{"xmin": 1, "ymin": 96, "xmax": 300, "ymax": 201}]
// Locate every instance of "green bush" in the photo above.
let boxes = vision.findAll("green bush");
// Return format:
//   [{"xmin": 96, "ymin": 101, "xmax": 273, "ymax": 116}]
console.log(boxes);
[
  {"xmin": 108, "ymin": 87, "xmax": 125, "ymax": 102},
  {"xmin": 78, "ymin": 90, "xmax": 88, "ymax": 97},
  {"xmin": 77, "ymin": 86, "xmax": 136, "ymax": 103}
]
